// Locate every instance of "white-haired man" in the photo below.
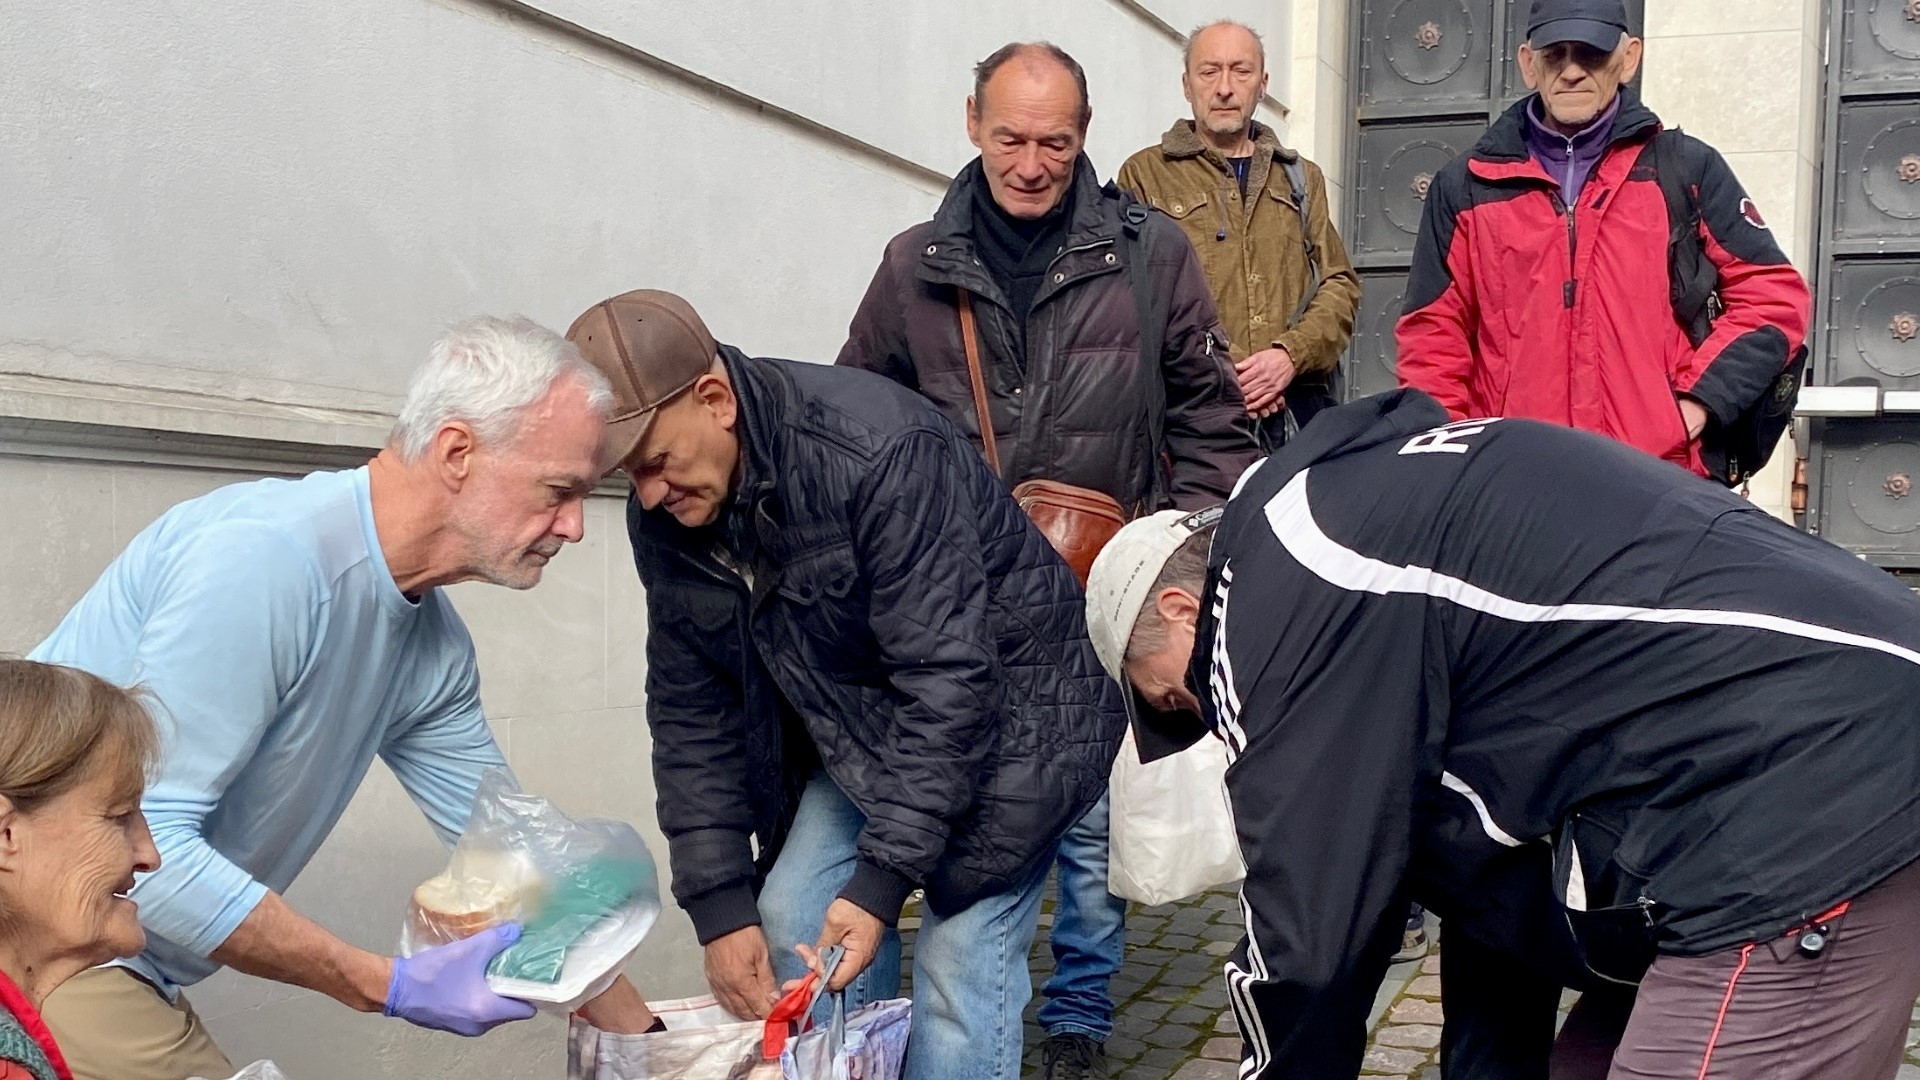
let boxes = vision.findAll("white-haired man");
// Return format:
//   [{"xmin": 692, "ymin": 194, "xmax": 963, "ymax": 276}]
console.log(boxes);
[{"xmin": 32, "ymin": 317, "xmax": 658, "ymax": 1080}]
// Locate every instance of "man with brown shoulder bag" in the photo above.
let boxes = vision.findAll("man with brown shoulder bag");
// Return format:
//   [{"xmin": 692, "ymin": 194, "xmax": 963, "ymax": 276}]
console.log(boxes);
[{"xmin": 836, "ymin": 41, "xmax": 1260, "ymax": 1080}]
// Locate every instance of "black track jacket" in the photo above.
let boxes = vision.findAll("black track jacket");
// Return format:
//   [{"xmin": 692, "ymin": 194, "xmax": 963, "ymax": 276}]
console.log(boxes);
[{"xmin": 1155, "ymin": 389, "xmax": 1920, "ymax": 1078}]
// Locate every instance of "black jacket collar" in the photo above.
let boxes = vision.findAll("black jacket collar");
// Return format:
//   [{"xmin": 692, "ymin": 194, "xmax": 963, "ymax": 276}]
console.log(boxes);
[{"xmin": 917, "ymin": 154, "xmax": 1122, "ymax": 299}]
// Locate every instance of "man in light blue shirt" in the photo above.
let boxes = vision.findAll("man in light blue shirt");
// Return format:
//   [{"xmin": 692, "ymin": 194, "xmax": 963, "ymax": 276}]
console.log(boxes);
[{"xmin": 33, "ymin": 316, "xmax": 657, "ymax": 1080}]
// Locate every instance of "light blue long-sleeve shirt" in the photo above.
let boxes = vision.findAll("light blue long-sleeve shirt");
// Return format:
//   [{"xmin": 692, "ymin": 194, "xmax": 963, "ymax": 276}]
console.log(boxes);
[{"xmin": 31, "ymin": 466, "xmax": 508, "ymax": 994}]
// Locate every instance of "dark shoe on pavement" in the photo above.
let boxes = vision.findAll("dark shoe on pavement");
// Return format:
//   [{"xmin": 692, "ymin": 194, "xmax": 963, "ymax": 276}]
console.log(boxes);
[
  {"xmin": 1390, "ymin": 925, "xmax": 1430, "ymax": 964},
  {"xmin": 1037, "ymin": 1033, "xmax": 1108, "ymax": 1080}
]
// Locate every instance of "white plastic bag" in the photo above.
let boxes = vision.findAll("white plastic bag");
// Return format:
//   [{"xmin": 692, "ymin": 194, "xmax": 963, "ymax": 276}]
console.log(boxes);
[
  {"xmin": 399, "ymin": 770, "xmax": 661, "ymax": 1011},
  {"xmin": 780, "ymin": 997, "xmax": 911, "ymax": 1080},
  {"xmin": 569, "ymin": 955, "xmax": 910, "ymax": 1080},
  {"xmin": 1107, "ymin": 726, "xmax": 1244, "ymax": 905},
  {"xmin": 568, "ymin": 997, "xmax": 779, "ymax": 1080}
]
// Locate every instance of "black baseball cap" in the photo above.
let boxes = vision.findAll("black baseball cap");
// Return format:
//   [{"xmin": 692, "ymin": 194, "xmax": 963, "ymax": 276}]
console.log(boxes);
[{"xmin": 1526, "ymin": 0, "xmax": 1630, "ymax": 50}]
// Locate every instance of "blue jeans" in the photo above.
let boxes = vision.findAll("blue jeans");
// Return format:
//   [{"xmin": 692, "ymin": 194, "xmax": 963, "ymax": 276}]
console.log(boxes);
[
  {"xmin": 1037, "ymin": 792, "xmax": 1127, "ymax": 1042},
  {"xmin": 761, "ymin": 773, "xmax": 1051, "ymax": 1080}
]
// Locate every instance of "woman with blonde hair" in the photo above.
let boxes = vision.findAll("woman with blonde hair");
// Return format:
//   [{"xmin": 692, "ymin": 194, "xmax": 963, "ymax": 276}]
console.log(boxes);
[{"xmin": 0, "ymin": 659, "xmax": 160, "ymax": 1080}]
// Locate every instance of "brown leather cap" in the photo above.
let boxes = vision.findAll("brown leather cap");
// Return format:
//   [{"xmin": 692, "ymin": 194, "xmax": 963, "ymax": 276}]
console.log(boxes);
[{"xmin": 565, "ymin": 290, "xmax": 718, "ymax": 474}]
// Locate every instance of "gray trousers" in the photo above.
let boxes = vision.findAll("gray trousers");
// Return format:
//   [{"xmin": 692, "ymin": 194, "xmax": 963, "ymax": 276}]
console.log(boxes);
[{"xmin": 1606, "ymin": 857, "xmax": 1920, "ymax": 1080}]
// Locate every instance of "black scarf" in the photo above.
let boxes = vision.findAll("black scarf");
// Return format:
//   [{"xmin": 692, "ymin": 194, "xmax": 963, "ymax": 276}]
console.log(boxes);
[{"xmin": 970, "ymin": 175, "xmax": 1073, "ymax": 331}]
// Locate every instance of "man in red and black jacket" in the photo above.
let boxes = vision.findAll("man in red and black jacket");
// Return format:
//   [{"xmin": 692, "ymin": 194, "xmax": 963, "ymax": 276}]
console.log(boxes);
[{"xmin": 1396, "ymin": 0, "xmax": 1810, "ymax": 481}]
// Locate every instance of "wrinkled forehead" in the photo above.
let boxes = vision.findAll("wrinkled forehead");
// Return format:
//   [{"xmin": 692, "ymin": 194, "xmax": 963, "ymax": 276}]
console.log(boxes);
[
  {"xmin": 496, "ymin": 385, "xmax": 606, "ymax": 473},
  {"xmin": 627, "ymin": 389, "xmax": 730, "ymax": 468},
  {"xmin": 978, "ymin": 62, "xmax": 1083, "ymax": 131},
  {"xmin": 1187, "ymin": 25, "xmax": 1264, "ymax": 72}
]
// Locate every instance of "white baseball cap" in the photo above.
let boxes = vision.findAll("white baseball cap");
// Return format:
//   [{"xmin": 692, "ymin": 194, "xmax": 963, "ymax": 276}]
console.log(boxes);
[{"xmin": 1085, "ymin": 506, "xmax": 1225, "ymax": 684}]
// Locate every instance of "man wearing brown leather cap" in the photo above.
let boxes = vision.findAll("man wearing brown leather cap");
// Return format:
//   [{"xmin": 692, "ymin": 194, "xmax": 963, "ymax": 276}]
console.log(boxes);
[{"xmin": 566, "ymin": 290, "xmax": 1126, "ymax": 1080}]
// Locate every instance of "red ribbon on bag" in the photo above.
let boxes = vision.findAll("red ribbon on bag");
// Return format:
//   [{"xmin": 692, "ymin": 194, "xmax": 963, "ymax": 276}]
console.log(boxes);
[{"xmin": 761, "ymin": 970, "xmax": 822, "ymax": 1060}]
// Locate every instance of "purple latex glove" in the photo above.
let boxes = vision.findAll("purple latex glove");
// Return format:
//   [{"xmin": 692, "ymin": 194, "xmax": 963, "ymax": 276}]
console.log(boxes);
[{"xmin": 384, "ymin": 922, "xmax": 539, "ymax": 1036}]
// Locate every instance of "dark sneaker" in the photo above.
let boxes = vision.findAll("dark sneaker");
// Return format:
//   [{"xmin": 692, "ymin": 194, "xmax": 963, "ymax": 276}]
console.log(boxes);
[
  {"xmin": 1390, "ymin": 925, "xmax": 1430, "ymax": 964},
  {"xmin": 1038, "ymin": 1033, "xmax": 1108, "ymax": 1080}
]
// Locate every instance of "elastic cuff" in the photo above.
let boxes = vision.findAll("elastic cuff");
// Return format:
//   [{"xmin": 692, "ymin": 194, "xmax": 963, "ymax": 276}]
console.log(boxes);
[
  {"xmin": 381, "ymin": 958, "xmax": 402, "ymax": 1017},
  {"xmin": 1045, "ymin": 1024, "xmax": 1111, "ymax": 1043},
  {"xmin": 685, "ymin": 882, "xmax": 763, "ymax": 945},
  {"xmin": 1678, "ymin": 383, "xmax": 1735, "ymax": 427},
  {"xmin": 838, "ymin": 862, "xmax": 916, "ymax": 926}
]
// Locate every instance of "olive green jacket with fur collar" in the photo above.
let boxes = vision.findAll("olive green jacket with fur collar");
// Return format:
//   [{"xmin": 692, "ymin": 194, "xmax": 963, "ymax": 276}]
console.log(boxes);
[{"xmin": 1119, "ymin": 120, "xmax": 1361, "ymax": 382}]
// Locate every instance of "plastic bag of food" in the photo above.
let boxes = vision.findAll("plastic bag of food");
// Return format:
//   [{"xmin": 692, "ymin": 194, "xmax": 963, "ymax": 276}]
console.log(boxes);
[{"xmin": 400, "ymin": 769, "xmax": 661, "ymax": 1011}]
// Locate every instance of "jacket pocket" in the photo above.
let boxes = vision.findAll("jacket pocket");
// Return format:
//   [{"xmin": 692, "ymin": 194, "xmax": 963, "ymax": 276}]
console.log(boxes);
[
  {"xmin": 1148, "ymin": 190, "xmax": 1211, "ymax": 223},
  {"xmin": 1267, "ymin": 184, "xmax": 1305, "ymax": 225},
  {"xmin": 774, "ymin": 541, "xmax": 861, "ymax": 608},
  {"xmin": 667, "ymin": 581, "xmax": 738, "ymax": 633},
  {"xmin": 1554, "ymin": 811, "xmax": 1660, "ymax": 986},
  {"xmin": 767, "ymin": 542, "xmax": 868, "ymax": 685}
]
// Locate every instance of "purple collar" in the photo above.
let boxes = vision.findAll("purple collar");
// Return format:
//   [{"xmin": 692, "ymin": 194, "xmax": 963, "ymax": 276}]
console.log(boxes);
[{"xmin": 1525, "ymin": 93, "xmax": 1621, "ymax": 206}]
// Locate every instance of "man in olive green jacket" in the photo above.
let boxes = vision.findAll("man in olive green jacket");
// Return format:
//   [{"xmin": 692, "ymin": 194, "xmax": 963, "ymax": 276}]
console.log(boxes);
[{"xmin": 1118, "ymin": 19, "xmax": 1361, "ymax": 446}]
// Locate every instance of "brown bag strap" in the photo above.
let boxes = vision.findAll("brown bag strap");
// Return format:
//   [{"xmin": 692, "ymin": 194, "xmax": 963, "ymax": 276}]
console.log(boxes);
[{"xmin": 956, "ymin": 287, "xmax": 1002, "ymax": 477}]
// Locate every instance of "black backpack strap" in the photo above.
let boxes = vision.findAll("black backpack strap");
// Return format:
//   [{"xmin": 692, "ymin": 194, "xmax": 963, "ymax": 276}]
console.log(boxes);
[
  {"xmin": 1653, "ymin": 129, "xmax": 1717, "ymax": 349},
  {"xmin": 1280, "ymin": 158, "xmax": 1323, "ymax": 329},
  {"xmin": 1122, "ymin": 199, "xmax": 1171, "ymax": 512}
]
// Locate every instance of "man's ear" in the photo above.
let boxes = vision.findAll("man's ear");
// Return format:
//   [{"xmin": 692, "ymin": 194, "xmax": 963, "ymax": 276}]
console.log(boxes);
[
  {"xmin": 429, "ymin": 422, "xmax": 479, "ymax": 489},
  {"xmin": 966, "ymin": 95, "xmax": 983, "ymax": 150},
  {"xmin": 1619, "ymin": 37, "xmax": 1644, "ymax": 84},
  {"xmin": 1518, "ymin": 43, "xmax": 1541, "ymax": 91},
  {"xmin": 692, "ymin": 372, "xmax": 739, "ymax": 433},
  {"xmin": 1155, "ymin": 586, "xmax": 1202, "ymax": 632}
]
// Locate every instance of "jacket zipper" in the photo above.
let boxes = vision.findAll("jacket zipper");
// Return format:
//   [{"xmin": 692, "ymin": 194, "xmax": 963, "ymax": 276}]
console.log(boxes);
[
  {"xmin": 1044, "ymin": 238, "xmax": 1116, "ymax": 277},
  {"xmin": 1562, "ymin": 192, "xmax": 1578, "ymax": 310},
  {"xmin": 1029, "ymin": 236, "xmax": 1121, "ymax": 372}
]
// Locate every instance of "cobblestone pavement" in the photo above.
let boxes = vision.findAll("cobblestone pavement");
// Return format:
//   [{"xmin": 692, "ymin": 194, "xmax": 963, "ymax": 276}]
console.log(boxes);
[
  {"xmin": 902, "ymin": 884, "xmax": 1421, "ymax": 1079},
  {"xmin": 906, "ymin": 888, "xmax": 1920, "ymax": 1077}
]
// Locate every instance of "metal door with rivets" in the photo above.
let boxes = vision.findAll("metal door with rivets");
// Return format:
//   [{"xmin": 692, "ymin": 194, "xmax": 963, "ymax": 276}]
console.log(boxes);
[
  {"xmin": 1339, "ymin": 0, "xmax": 1643, "ymax": 401},
  {"xmin": 1804, "ymin": 0, "xmax": 1920, "ymax": 564}
]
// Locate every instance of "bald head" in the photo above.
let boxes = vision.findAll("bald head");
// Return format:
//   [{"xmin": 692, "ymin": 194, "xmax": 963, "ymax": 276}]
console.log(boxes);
[
  {"xmin": 971, "ymin": 42, "xmax": 1090, "ymax": 131},
  {"xmin": 1184, "ymin": 20, "xmax": 1265, "ymax": 74}
]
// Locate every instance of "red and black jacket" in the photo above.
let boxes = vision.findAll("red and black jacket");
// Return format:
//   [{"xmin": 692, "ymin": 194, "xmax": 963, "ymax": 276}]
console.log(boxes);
[{"xmin": 1395, "ymin": 88, "xmax": 1810, "ymax": 476}]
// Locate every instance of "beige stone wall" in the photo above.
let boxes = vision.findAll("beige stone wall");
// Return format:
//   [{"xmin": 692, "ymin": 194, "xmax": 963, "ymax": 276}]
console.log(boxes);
[{"xmin": 1283, "ymin": 0, "xmax": 1354, "ymax": 223}]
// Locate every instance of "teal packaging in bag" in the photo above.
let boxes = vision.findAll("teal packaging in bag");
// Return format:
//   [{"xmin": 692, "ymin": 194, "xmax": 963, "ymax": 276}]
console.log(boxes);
[{"xmin": 400, "ymin": 770, "xmax": 661, "ymax": 1011}]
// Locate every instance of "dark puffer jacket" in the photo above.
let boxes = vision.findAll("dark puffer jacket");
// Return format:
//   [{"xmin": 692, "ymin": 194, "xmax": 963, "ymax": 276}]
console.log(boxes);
[
  {"xmin": 837, "ymin": 155, "xmax": 1261, "ymax": 511},
  {"xmin": 629, "ymin": 347, "xmax": 1127, "ymax": 943}
]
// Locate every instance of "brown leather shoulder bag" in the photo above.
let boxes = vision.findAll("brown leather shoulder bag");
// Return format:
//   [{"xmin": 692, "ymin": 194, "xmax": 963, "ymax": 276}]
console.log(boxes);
[{"xmin": 957, "ymin": 288, "xmax": 1126, "ymax": 586}]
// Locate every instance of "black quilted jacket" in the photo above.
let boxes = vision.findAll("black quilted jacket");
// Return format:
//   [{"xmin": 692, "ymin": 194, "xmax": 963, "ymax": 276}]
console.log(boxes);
[{"xmin": 628, "ymin": 347, "xmax": 1126, "ymax": 944}]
